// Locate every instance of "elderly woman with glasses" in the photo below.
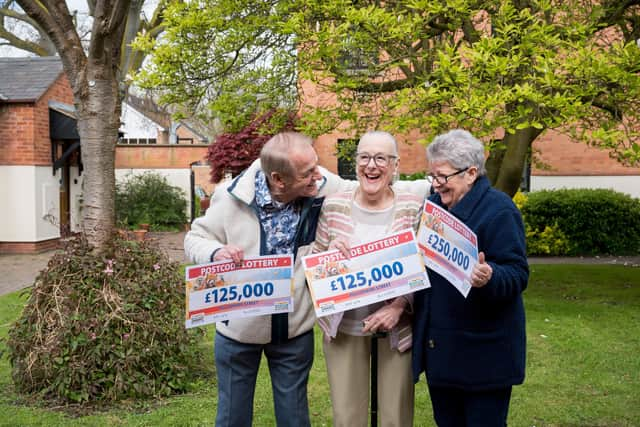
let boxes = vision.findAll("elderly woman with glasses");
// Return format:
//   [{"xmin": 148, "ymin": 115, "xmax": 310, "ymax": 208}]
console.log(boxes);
[
  {"xmin": 412, "ymin": 129, "xmax": 529, "ymax": 426},
  {"xmin": 312, "ymin": 130, "xmax": 423, "ymax": 427}
]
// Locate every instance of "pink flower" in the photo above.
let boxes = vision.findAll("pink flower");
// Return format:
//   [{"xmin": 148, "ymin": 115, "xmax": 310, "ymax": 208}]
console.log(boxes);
[
  {"xmin": 153, "ymin": 263, "xmax": 161, "ymax": 271},
  {"xmin": 103, "ymin": 259, "xmax": 115, "ymax": 275},
  {"xmin": 123, "ymin": 333, "xmax": 130, "ymax": 340}
]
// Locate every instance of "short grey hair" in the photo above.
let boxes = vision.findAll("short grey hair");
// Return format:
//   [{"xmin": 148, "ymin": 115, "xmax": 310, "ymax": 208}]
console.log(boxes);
[
  {"xmin": 426, "ymin": 129, "xmax": 486, "ymax": 176},
  {"xmin": 358, "ymin": 131, "xmax": 399, "ymax": 157},
  {"xmin": 260, "ymin": 132, "xmax": 313, "ymax": 178}
]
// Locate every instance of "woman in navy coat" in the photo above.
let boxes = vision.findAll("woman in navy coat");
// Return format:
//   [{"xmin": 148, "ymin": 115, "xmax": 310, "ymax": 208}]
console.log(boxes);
[{"xmin": 412, "ymin": 129, "xmax": 529, "ymax": 426}]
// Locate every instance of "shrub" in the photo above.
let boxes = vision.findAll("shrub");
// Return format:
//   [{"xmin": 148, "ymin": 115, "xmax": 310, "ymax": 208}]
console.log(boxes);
[
  {"xmin": 116, "ymin": 172, "xmax": 187, "ymax": 230},
  {"xmin": 512, "ymin": 190, "xmax": 527, "ymax": 211},
  {"xmin": 6, "ymin": 234, "xmax": 205, "ymax": 404},
  {"xmin": 513, "ymin": 191, "xmax": 570, "ymax": 256},
  {"xmin": 521, "ymin": 189, "xmax": 640, "ymax": 256},
  {"xmin": 525, "ymin": 222, "xmax": 572, "ymax": 256},
  {"xmin": 399, "ymin": 171, "xmax": 426, "ymax": 181}
]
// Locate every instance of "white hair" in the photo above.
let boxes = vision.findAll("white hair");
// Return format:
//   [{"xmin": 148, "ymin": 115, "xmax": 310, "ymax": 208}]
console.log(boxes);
[{"xmin": 426, "ymin": 129, "xmax": 486, "ymax": 176}]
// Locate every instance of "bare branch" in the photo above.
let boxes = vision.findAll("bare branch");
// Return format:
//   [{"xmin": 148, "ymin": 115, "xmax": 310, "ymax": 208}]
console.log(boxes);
[
  {"xmin": 0, "ymin": 6, "xmax": 39, "ymax": 27},
  {"xmin": 0, "ymin": 24, "xmax": 50, "ymax": 54},
  {"xmin": 106, "ymin": 0, "xmax": 130, "ymax": 34},
  {"xmin": 88, "ymin": 0, "xmax": 130, "ymax": 61}
]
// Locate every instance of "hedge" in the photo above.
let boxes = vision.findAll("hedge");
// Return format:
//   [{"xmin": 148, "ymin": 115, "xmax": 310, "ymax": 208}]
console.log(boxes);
[{"xmin": 520, "ymin": 188, "xmax": 640, "ymax": 256}]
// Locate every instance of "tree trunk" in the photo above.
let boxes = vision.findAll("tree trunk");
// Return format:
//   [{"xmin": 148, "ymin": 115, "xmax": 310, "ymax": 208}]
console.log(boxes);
[
  {"xmin": 485, "ymin": 141, "xmax": 505, "ymax": 185},
  {"xmin": 75, "ymin": 66, "xmax": 121, "ymax": 250},
  {"xmin": 493, "ymin": 127, "xmax": 542, "ymax": 197}
]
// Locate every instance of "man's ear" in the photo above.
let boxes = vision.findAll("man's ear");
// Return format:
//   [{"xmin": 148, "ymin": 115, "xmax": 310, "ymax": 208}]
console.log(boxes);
[{"xmin": 270, "ymin": 171, "xmax": 286, "ymax": 190}]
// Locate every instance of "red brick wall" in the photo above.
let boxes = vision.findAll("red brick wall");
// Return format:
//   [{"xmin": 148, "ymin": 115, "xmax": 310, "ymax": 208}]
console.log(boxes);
[
  {"xmin": 300, "ymin": 79, "xmax": 432, "ymax": 176},
  {"xmin": 0, "ymin": 73, "xmax": 74, "ymax": 166},
  {"xmin": 301, "ymin": 79, "xmax": 639, "ymax": 178},
  {"xmin": 192, "ymin": 165, "xmax": 216, "ymax": 196},
  {"xmin": 532, "ymin": 130, "xmax": 640, "ymax": 176},
  {"xmin": 0, "ymin": 103, "xmax": 36, "ymax": 165},
  {"xmin": 115, "ymin": 145, "xmax": 209, "ymax": 169},
  {"xmin": 176, "ymin": 125, "xmax": 207, "ymax": 144},
  {"xmin": 115, "ymin": 145, "xmax": 216, "ymax": 207},
  {"xmin": 0, "ymin": 238, "xmax": 59, "ymax": 254},
  {"xmin": 314, "ymin": 132, "xmax": 428, "ymax": 175}
]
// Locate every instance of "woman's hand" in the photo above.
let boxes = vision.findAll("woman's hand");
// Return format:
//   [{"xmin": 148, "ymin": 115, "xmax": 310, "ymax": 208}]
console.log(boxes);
[
  {"xmin": 362, "ymin": 298, "xmax": 407, "ymax": 333},
  {"xmin": 470, "ymin": 251, "xmax": 493, "ymax": 288},
  {"xmin": 329, "ymin": 237, "xmax": 351, "ymax": 259}
]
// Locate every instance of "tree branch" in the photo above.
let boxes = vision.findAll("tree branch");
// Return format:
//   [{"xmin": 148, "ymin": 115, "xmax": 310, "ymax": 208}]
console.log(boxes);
[
  {"xmin": 596, "ymin": 0, "xmax": 640, "ymax": 38},
  {"xmin": 0, "ymin": 24, "xmax": 49, "ymax": 55},
  {"xmin": 14, "ymin": 0, "xmax": 56, "ymax": 37},
  {"xmin": 16, "ymin": 0, "xmax": 86, "ymax": 83},
  {"xmin": 105, "ymin": 0, "xmax": 130, "ymax": 34},
  {"xmin": 88, "ymin": 0, "xmax": 130, "ymax": 64},
  {"xmin": 590, "ymin": 99, "xmax": 624, "ymax": 121},
  {"xmin": 342, "ymin": 76, "xmax": 415, "ymax": 93},
  {"xmin": 461, "ymin": 18, "xmax": 480, "ymax": 43},
  {"xmin": 0, "ymin": 6, "xmax": 39, "ymax": 27}
]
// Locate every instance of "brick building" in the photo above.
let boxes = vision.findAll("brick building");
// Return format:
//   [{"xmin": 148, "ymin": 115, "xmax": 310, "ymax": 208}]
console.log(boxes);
[
  {"xmin": 0, "ymin": 57, "xmax": 211, "ymax": 253},
  {"xmin": 530, "ymin": 130, "xmax": 640, "ymax": 198},
  {"xmin": 115, "ymin": 96, "xmax": 215, "ymax": 218},
  {"xmin": 2, "ymin": 56, "xmax": 638, "ymax": 253},
  {"xmin": 0, "ymin": 57, "xmax": 75, "ymax": 253},
  {"xmin": 301, "ymin": 80, "xmax": 640, "ymax": 198}
]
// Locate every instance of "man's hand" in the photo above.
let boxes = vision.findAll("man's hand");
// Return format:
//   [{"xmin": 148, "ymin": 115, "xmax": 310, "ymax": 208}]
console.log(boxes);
[{"xmin": 213, "ymin": 245, "xmax": 244, "ymax": 265}]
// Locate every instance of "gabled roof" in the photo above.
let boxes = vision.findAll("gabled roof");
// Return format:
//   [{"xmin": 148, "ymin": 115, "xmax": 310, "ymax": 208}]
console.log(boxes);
[
  {"xmin": 176, "ymin": 120, "xmax": 209, "ymax": 142},
  {"xmin": 0, "ymin": 56, "xmax": 64, "ymax": 103}
]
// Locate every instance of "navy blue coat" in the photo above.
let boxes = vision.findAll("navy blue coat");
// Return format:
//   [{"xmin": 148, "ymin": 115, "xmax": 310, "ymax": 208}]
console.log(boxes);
[{"xmin": 412, "ymin": 176, "xmax": 529, "ymax": 390}]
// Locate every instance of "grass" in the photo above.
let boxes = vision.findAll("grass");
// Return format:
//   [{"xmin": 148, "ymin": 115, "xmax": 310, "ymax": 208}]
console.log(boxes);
[{"xmin": 1, "ymin": 264, "xmax": 639, "ymax": 426}]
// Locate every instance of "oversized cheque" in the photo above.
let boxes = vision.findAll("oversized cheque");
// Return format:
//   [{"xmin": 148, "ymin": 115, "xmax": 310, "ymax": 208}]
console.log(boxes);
[
  {"xmin": 185, "ymin": 254, "xmax": 293, "ymax": 328},
  {"xmin": 417, "ymin": 200, "xmax": 479, "ymax": 297},
  {"xmin": 302, "ymin": 229, "xmax": 430, "ymax": 317}
]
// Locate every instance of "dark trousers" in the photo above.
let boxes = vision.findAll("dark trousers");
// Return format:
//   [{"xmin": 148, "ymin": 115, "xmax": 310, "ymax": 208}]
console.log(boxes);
[
  {"xmin": 428, "ymin": 385, "xmax": 512, "ymax": 427},
  {"xmin": 214, "ymin": 331, "xmax": 314, "ymax": 427}
]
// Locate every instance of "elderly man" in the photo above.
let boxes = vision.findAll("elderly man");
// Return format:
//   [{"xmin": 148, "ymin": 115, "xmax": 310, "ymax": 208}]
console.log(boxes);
[{"xmin": 185, "ymin": 132, "xmax": 429, "ymax": 427}]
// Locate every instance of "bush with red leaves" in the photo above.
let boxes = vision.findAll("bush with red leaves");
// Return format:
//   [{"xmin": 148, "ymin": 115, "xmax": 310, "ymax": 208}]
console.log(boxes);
[{"xmin": 207, "ymin": 111, "xmax": 298, "ymax": 183}]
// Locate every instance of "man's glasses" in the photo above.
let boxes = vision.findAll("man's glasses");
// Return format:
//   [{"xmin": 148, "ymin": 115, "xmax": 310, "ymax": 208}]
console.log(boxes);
[
  {"xmin": 355, "ymin": 152, "xmax": 397, "ymax": 167},
  {"xmin": 427, "ymin": 167, "xmax": 469, "ymax": 185}
]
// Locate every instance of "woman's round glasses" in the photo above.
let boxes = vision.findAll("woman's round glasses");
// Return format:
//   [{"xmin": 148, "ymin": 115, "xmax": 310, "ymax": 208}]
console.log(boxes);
[{"xmin": 355, "ymin": 152, "xmax": 397, "ymax": 167}]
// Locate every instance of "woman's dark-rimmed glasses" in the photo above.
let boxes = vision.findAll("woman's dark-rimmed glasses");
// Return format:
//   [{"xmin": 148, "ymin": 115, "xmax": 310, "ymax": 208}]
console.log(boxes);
[
  {"xmin": 427, "ymin": 167, "xmax": 469, "ymax": 185},
  {"xmin": 355, "ymin": 152, "xmax": 397, "ymax": 167}
]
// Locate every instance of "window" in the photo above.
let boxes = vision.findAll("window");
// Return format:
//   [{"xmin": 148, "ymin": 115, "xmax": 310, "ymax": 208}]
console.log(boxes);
[
  {"xmin": 336, "ymin": 139, "xmax": 357, "ymax": 180},
  {"xmin": 118, "ymin": 138, "xmax": 157, "ymax": 145},
  {"xmin": 337, "ymin": 32, "xmax": 379, "ymax": 77},
  {"xmin": 338, "ymin": 47, "xmax": 379, "ymax": 76}
]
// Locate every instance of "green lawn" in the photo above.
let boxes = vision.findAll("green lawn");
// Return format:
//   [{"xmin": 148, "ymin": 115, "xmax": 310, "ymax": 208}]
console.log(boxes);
[{"xmin": 1, "ymin": 264, "xmax": 639, "ymax": 426}]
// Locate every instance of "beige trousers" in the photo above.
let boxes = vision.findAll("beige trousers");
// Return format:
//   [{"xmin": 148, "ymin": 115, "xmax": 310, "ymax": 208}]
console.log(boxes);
[{"xmin": 323, "ymin": 332, "xmax": 414, "ymax": 427}]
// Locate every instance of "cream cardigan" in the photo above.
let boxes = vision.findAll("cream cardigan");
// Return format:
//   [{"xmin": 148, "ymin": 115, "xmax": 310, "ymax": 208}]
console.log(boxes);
[{"xmin": 311, "ymin": 188, "xmax": 423, "ymax": 351}]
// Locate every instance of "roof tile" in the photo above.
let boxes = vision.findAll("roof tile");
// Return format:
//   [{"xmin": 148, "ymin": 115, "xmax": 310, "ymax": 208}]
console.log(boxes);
[{"xmin": 0, "ymin": 56, "xmax": 64, "ymax": 102}]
